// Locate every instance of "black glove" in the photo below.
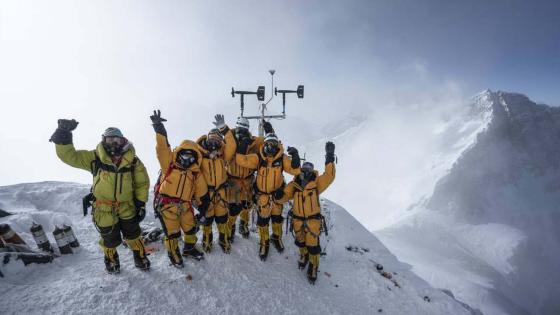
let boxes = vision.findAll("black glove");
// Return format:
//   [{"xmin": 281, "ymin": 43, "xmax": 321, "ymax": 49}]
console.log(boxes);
[
  {"xmin": 196, "ymin": 193, "xmax": 210, "ymax": 224},
  {"xmin": 150, "ymin": 110, "xmax": 167, "ymax": 136},
  {"xmin": 325, "ymin": 141, "xmax": 335, "ymax": 164},
  {"xmin": 236, "ymin": 136, "xmax": 252, "ymax": 154},
  {"xmin": 287, "ymin": 146, "xmax": 301, "ymax": 168},
  {"xmin": 134, "ymin": 199, "xmax": 146, "ymax": 222},
  {"xmin": 49, "ymin": 119, "xmax": 78, "ymax": 144},
  {"xmin": 213, "ymin": 114, "xmax": 226, "ymax": 130},
  {"xmin": 58, "ymin": 119, "xmax": 79, "ymax": 131},
  {"xmin": 262, "ymin": 120, "xmax": 274, "ymax": 134},
  {"xmin": 273, "ymin": 188, "xmax": 284, "ymax": 200}
]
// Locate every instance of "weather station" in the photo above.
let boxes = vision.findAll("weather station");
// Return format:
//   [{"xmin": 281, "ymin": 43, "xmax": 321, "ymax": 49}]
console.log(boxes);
[{"xmin": 231, "ymin": 70, "xmax": 304, "ymax": 137}]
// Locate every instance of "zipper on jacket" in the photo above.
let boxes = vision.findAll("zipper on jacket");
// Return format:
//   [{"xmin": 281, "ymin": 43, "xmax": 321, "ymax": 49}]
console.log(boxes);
[
  {"xmin": 175, "ymin": 173, "xmax": 183, "ymax": 196},
  {"xmin": 113, "ymin": 172, "xmax": 118, "ymax": 201},
  {"xmin": 119, "ymin": 173, "xmax": 123, "ymax": 195}
]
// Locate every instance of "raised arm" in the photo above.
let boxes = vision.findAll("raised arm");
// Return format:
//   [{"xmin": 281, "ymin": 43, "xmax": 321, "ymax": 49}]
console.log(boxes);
[
  {"xmin": 282, "ymin": 147, "xmax": 301, "ymax": 176},
  {"xmin": 50, "ymin": 119, "xmax": 96, "ymax": 172},
  {"xmin": 317, "ymin": 142, "xmax": 336, "ymax": 194},
  {"xmin": 213, "ymin": 114, "xmax": 236, "ymax": 162},
  {"xmin": 150, "ymin": 110, "xmax": 173, "ymax": 173}
]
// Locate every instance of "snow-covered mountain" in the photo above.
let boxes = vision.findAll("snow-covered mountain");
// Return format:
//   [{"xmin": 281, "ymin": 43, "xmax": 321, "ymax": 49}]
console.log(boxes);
[
  {"xmin": 0, "ymin": 181, "xmax": 477, "ymax": 315},
  {"xmin": 378, "ymin": 91, "xmax": 560, "ymax": 315}
]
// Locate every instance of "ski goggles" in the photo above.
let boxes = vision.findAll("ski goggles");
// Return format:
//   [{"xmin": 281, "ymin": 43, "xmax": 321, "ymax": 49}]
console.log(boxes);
[
  {"xmin": 263, "ymin": 141, "xmax": 279, "ymax": 155},
  {"xmin": 177, "ymin": 150, "xmax": 196, "ymax": 168},
  {"xmin": 104, "ymin": 136, "xmax": 126, "ymax": 145}
]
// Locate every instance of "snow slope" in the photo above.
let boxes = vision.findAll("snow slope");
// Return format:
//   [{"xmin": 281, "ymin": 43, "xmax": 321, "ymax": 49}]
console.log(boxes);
[
  {"xmin": 0, "ymin": 181, "xmax": 476, "ymax": 315},
  {"xmin": 378, "ymin": 91, "xmax": 560, "ymax": 315},
  {"xmin": 299, "ymin": 93, "xmax": 491, "ymax": 230}
]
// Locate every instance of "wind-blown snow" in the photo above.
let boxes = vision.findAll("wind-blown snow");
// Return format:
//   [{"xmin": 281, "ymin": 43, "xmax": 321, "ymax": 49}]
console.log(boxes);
[
  {"xmin": 0, "ymin": 182, "xmax": 475, "ymax": 315},
  {"xmin": 378, "ymin": 90, "xmax": 560, "ymax": 315}
]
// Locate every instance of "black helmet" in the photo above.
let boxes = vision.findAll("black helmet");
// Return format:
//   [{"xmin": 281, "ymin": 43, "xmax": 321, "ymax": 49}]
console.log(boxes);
[
  {"xmin": 102, "ymin": 127, "xmax": 129, "ymax": 156},
  {"xmin": 176, "ymin": 149, "xmax": 197, "ymax": 169}
]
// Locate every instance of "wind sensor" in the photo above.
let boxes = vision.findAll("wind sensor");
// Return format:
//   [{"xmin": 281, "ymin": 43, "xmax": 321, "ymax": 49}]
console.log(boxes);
[{"xmin": 231, "ymin": 70, "xmax": 304, "ymax": 136}]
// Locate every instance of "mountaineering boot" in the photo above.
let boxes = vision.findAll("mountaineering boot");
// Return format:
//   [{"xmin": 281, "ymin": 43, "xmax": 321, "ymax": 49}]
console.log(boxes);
[
  {"xmin": 218, "ymin": 223, "xmax": 231, "ymax": 254},
  {"xmin": 307, "ymin": 254, "xmax": 320, "ymax": 284},
  {"xmin": 164, "ymin": 237, "xmax": 184, "ymax": 268},
  {"xmin": 259, "ymin": 240, "xmax": 270, "ymax": 261},
  {"xmin": 182, "ymin": 243, "xmax": 204, "ymax": 260},
  {"xmin": 102, "ymin": 246, "xmax": 120, "ymax": 274},
  {"xmin": 298, "ymin": 247, "xmax": 309, "ymax": 270},
  {"xmin": 271, "ymin": 222, "xmax": 285, "ymax": 253},
  {"xmin": 202, "ymin": 225, "xmax": 213, "ymax": 253},
  {"xmin": 239, "ymin": 209, "xmax": 250, "ymax": 238},
  {"xmin": 182, "ymin": 234, "xmax": 204, "ymax": 260},
  {"xmin": 133, "ymin": 250, "xmax": 151, "ymax": 271},
  {"xmin": 239, "ymin": 220, "xmax": 250, "ymax": 239},
  {"xmin": 219, "ymin": 233, "xmax": 231, "ymax": 254},
  {"xmin": 127, "ymin": 238, "xmax": 150, "ymax": 271},
  {"xmin": 257, "ymin": 225, "xmax": 270, "ymax": 261}
]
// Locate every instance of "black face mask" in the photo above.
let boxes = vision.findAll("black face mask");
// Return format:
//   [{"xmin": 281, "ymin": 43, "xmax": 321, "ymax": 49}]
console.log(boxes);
[
  {"xmin": 177, "ymin": 150, "xmax": 196, "ymax": 169},
  {"xmin": 206, "ymin": 140, "xmax": 221, "ymax": 152},
  {"xmin": 235, "ymin": 128, "xmax": 250, "ymax": 140},
  {"xmin": 263, "ymin": 142, "xmax": 279, "ymax": 156},
  {"xmin": 102, "ymin": 138, "xmax": 127, "ymax": 157}
]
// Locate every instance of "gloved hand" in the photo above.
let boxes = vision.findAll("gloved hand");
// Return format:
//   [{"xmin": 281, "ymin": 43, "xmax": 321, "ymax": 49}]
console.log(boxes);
[
  {"xmin": 325, "ymin": 141, "xmax": 335, "ymax": 164},
  {"xmin": 134, "ymin": 199, "xmax": 146, "ymax": 222},
  {"xmin": 58, "ymin": 119, "xmax": 79, "ymax": 131},
  {"xmin": 287, "ymin": 146, "xmax": 301, "ymax": 168},
  {"xmin": 213, "ymin": 114, "xmax": 226, "ymax": 129},
  {"xmin": 150, "ymin": 109, "xmax": 167, "ymax": 124},
  {"xmin": 50, "ymin": 119, "xmax": 78, "ymax": 144},
  {"xmin": 262, "ymin": 120, "xmax": 274, "ymax": 134},
  {"xmin": 273, "ymin": 188, "xmax": 284, "ymax": 200},
  {"xmin": 236, "ymin": 136, "xmax": 252, "ymax": 154},
  {"xmin": 150, "ymin": 110, "xmax": 167, "ymax": 135}
]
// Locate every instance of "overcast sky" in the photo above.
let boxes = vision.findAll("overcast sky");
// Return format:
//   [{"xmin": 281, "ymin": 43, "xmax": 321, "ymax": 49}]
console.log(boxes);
[{"xmin": 1, "ymin": 0, "xmax": 559, "ymax": 188}]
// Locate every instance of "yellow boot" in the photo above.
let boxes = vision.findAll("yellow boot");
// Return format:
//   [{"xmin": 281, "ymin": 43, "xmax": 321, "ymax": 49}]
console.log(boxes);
[
  {"xmin": 126, "ymin": 237, "xmax": 151, "ymax": 271},
  {"xmin": 163, "ymin": 237, "xmax": 183, "ymax": 267},
  {"xmin": 271, "ymin": 222, "xmax": 285, "ymax": 253},
  {"xmin": 182, "ymin": 232, "xmax": 204, "ymax": 260},
  {"xmin": 239, "ymin": 208, "xmax": 250, "ymax": 238},
  {"xmin": 227, "ymin": 215, "xmax": 237, "ymax": 243},
  {"xmin": 298, "ymin": 247, "xmax": 309, "ymax": 269},
  {"xmin": 100, "ymin": 244, "xmax": 120, "ymax": 274},
  {"xmin": 307, "ymin": 254, "xmax": 320, "ymax": 284},
  {"xmin": 218, "ymin": 223, "xmax": 231, "ymax": 254},
  {"xmin": 257, "ymin": 225, "xmax": 270, "ymax": 261},
  {"xmin": 202, "ymin": 225, "xmax": 213, "ymax": 252}
]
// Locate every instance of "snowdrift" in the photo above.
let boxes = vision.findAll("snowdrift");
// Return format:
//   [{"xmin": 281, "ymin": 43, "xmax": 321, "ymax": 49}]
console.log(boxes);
[{"xmin": 0, "ymin": 181, "xmax": 476, "ymax": 315}]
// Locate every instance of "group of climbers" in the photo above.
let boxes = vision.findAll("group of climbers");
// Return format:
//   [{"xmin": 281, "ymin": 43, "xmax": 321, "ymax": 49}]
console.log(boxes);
[{"xmin": 49, "ymin": 111, "xmax": 336, "ymax": 284}]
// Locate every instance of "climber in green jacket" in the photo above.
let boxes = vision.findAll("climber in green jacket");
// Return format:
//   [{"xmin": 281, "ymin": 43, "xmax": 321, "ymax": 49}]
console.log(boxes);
[{"xmin": 50, "ymin": 119, "xmax": 150, "ymax": 274}]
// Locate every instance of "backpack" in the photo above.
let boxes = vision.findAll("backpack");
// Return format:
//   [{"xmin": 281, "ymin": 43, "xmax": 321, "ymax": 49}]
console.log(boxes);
[{"xmin": 82, "ymin": 153, "xmax": 138, "ymax": 216}]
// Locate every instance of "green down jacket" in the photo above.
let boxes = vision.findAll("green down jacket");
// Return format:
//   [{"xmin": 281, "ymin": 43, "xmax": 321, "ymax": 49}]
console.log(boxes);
[{"xmin": 55, "ymin": 143, "xmax": 150, "ymax": 227}]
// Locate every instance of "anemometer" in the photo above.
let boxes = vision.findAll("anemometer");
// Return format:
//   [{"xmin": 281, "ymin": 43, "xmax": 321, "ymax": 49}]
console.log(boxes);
[{"xmin": 231, "ymin": 70, "xmax": 304, "ymax": 137}]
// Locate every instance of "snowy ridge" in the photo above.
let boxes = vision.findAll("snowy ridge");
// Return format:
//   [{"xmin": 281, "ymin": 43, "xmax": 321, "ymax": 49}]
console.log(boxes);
[
  {"xmin": 0, "ymin": 182, "xmax": 476, "ymax": 315},
  {"xmin": 379, "ymin": 90, "xmax": 560, "ymax": 315}
]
